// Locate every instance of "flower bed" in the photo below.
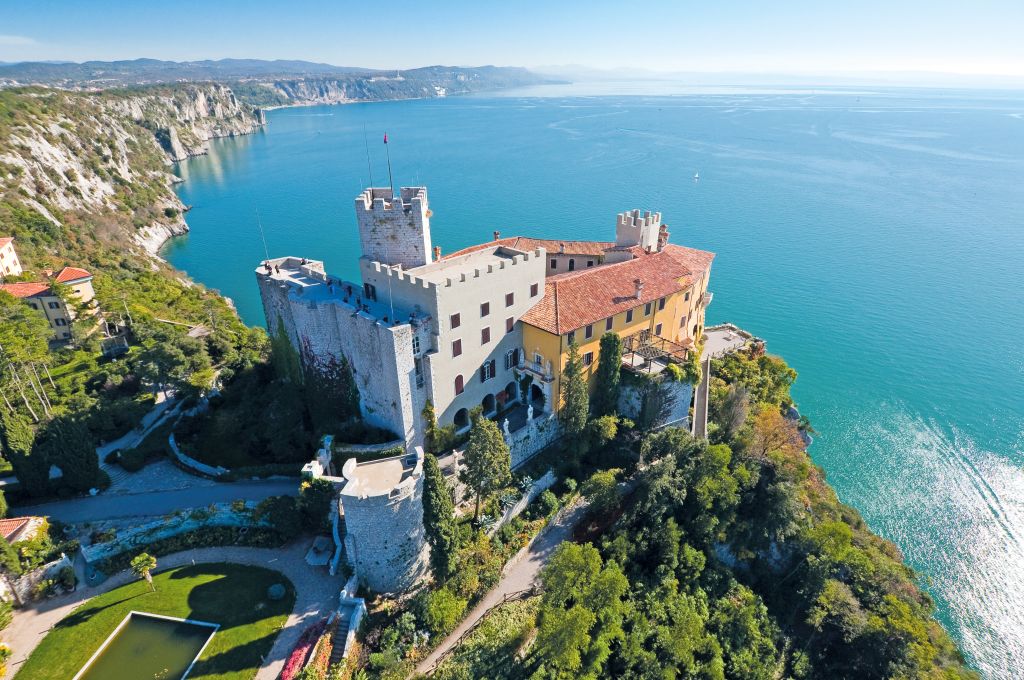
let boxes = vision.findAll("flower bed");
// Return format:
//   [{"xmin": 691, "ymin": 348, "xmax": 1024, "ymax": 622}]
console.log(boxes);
[{"xmin": 280, "ymin": 618, "xmax": 328, "ymax": 680}]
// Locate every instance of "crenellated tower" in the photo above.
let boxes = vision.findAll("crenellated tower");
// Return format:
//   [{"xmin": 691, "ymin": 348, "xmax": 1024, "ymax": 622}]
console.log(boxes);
[
  {"xmin": 615, "ymin": 209, "xmax": 663, "ymax": 252},
  {"xmin": 355, "ymin": 187, "xmax": 433, "ymax": 268}
]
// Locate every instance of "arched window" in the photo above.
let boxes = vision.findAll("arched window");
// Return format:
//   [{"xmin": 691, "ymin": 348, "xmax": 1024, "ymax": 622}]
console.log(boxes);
[
  {"xmin": 454, "ymin": 374, "xmax": 464, "ymax": 395},
  {"xmin": 568, "ymin": 258, "xmax": 575, "ymax": 271},
  {"xmin": 454, "ymin": 408, "xmax": 470, "ymax": 430}
]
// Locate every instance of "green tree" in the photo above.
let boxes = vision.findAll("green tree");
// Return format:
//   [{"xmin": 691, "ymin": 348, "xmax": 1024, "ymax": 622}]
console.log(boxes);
[
  {"xmin": 34, "ymin": 415, "xmax": 99, "ymax": 491},
  {"xmin": 560, "ymin": 342, "xmax": 589, "ymax": 456},
  {"xmin": 580, "ymin": 468, "xmax": 621, "ymax": 517},
  {"xmin": 416, "ymin": 586, "xmax": 467, "ymax": 636},
  {"xmin": 298, "ymin": 477, "xmax": 336, "ymax": 531},
  {"xmin": 0, "ymin": 488, "xmax": 6, "ymax": 518},
  {"xmin": 459, "ymin": 412, "xmax": 511, "ymax": 521},
  {"xmin": 0, "ymin": 407, "xmax": 47, "ymax": 497},
  {"xmin": 130, "ymin": 552, "xmax": 157, "ymax": 591},
  {"xmin": 422, "ymin": 453, "xmax": 459, "ymax": 581},
  {"xmin": 302, "ymin": 350, "xmax": 360, "ymax": 434},
  {"xmin": 592, "ymin": 333, "xmax": 622, "ymax": 416},
  {"xmin": 270, "ymin": 318, "xmax": 301, "ymax": 384},
  {"xmin": 422, "ymin": 400, "xmax": 440, "ymax": 454}
]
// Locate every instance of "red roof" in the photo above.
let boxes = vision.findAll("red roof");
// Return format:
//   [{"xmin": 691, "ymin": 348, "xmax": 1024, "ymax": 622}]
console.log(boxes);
[
  {"xmin": 0, "ymin": 282, "xmax": 51, "ymax": 299},
  {"xmin": 442, "ymin": 236, "xmax": 619, "ymax": 260},
  {"xmin": 0, "ymin": 237, "xmax": 13, "ymax": 249},
  {"xmin": 521, "ymin": 244, "xmax": 714, "ymax": 334},
  {"xmin": 0, "ymin": 518, "xmax": 30, "ymax": 543},
  {"xmin": 53, "ymin": 266, "xmax": 92, "ymax": 284}
]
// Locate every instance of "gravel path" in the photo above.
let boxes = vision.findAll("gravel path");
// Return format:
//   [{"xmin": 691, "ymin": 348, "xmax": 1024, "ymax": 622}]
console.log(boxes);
[
  {"xmin": 415, "ymin": 499, "xmax": 588, "ymax": 675},
  {"xmin": 1, "ymin": 542, "xmax": 344, "ymax": 680}
]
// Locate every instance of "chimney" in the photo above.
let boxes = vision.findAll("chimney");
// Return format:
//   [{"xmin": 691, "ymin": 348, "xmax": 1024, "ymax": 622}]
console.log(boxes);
[
  {"xmin": 634, "ymin": 278, "xmax": 644, "ymax": 299},
  {"xmin": 433, "ymin": 245, "xmax": 441, "ymax": 260},
  {"xmin": 559, "ymin": 243, "xmax": 566, "ymax": 254},
  {"xmin": 493, "ymin": 230, "xmax": 501, "ymax": 241}
]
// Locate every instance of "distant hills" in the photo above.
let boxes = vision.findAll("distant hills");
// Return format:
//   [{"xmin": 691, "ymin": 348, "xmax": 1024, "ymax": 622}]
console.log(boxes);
[{"xmin": 0, "ymin": 59, "xmax": 555, "ymax": 106}]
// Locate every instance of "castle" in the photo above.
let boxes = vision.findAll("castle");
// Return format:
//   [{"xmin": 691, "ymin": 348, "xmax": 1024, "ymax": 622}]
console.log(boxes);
[
  {"xmin": 256, "ymin": 186, "xmax": 714, "ymax": 451},
  {"xmin": 259, "ymin": 186, "xmax": 714, "ymax": 592}
]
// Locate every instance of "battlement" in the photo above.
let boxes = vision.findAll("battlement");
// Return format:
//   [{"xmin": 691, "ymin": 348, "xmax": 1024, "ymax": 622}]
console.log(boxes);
[
  {"xmin": 616, "ymin": 209, "xmax": 662, "ymax": 251},
  {"xmin": 355, "ymin": 186, "xmax": 432, "ymax": 268}
]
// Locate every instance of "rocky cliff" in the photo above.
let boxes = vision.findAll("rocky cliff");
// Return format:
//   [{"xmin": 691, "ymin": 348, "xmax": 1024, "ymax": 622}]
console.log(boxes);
[{"xmin": 0, "ymin": 84, "xmax": 263, "ymax": 254}]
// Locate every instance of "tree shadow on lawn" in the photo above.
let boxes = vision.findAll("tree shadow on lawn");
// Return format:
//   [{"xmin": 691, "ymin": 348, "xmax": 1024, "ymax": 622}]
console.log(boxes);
[
  {"xmin": 55, "ymin": 594, "xmax": 143, "ymax": 630},
  {"xmin": 188, "ymin": 632, "xmax": 283, "ymax": 677}
]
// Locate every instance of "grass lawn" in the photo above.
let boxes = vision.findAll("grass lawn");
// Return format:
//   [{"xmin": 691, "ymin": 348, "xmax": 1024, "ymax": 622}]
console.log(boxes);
[
  {"xmin": 433, "ymin": 597, "xmax": 539, "ymax": 680},
  {"xmin": 16, "ymin": 562, "xmax": 296, "ymax": 680}
]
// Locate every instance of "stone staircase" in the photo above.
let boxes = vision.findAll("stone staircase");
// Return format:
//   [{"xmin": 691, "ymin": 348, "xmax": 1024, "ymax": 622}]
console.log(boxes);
[{"xmin": 328, "ymin": 617, "xmax": 349, "ymax": 666}]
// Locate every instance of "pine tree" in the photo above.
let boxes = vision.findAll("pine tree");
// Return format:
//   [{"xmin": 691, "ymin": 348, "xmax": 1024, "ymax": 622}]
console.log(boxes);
[
  {"xmin": 592, "ymin": 332, "xmax": 623, "ymax": 416},
  {"xmin": 560, "ymin": 342, "xmax": 590, "ymax": 454},
  {"xmin": 0, "ymin": 408, "xmax": 47, "ymax": 497},
  {"xmin": 459, "ymin": 412, "xmax": 511, "ymax": 522},
  {"xmin": 422, "ymin": 453, "xmax": 459, "ymax": 580},
  {"xmin": 36, "ymin": 415, "xmax": 99, "ymax": 492}
]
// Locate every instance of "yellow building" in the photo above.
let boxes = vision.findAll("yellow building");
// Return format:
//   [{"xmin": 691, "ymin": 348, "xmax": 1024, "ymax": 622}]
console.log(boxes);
[
  {"xmin": 0, "ymin": 266, "xmax": 97, "ymax": 341},
  {"xmin": 518, "ymin": 242, "xmax": 713, "ymax": 412}
]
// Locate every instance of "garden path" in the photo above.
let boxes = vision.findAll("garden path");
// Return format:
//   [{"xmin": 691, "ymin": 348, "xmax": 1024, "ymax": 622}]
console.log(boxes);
[
  {"xmin": 415, "ymin": 498, "xmax": 589, "ymax": 676},
  {"xmin": 1, "ymin": 542, "xmax": 344, "ymax": 679}
]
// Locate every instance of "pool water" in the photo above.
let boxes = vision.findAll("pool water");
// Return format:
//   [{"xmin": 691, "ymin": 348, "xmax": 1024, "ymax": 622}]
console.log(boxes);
[{"xmin": 77, "ymin": 613, "xmax": 216, "ymax": 680}]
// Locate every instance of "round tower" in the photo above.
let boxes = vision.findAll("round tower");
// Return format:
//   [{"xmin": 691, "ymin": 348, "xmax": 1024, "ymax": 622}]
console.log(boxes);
[{"xmin": 339, "ymin": 447, "xmax": 430, "ymax": 593}]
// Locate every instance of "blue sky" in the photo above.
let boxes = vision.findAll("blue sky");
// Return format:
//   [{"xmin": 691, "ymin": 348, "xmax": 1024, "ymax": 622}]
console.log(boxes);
[{"xmin": 2, "ymin": 0, "xmax": 1022, "ymax": 77}]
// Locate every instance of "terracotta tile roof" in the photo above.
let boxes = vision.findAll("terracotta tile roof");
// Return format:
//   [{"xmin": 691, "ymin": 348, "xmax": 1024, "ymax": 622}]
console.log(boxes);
[
  {"xmin": 0, "ymin": 237, "xmax": 13, "ymax": 248},
  {"xmin": 0, "ymin": 282, "xmax": 51, "ymax": 299},
  {"xmin": 521, "ymin": 244, "xmax": 714, "ymax": 335},
  {"xmin": 442, "ymin": 236, "xmax": 618, "ymax": 260},
  {"xmin": 0, "ymin": 517, "xmax": 30, "ymax": 542},
  {"xmin": 53, "ymin": 266, "xmax": 92, "ymax": 283}
]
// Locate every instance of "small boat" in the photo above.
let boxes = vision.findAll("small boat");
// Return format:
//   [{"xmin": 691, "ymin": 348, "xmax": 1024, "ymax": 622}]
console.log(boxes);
[{"xmin": 693, "ymin": 171, "xmax": 700, "ymax": 181}]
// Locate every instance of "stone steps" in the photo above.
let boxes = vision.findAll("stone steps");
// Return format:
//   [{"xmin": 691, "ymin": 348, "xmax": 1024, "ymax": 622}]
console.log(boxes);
[{"xmin": 329, "ymin": 618, "xmax": 349, "ymax": 665}]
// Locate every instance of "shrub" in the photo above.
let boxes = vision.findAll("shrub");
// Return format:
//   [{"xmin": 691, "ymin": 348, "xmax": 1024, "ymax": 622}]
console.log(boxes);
[
  {"xmin": 417, "ymin": 587, "xmax": 467, "ymax": 636},
  {"xmin": 534, "ymin": 489, "xmax": 559, "ymax": 518},
  {"xmin": 256, "ymin": 495, "xmax": 303, "ymax": 536},
  {"xmin": 103, "ymin": 450, "xmax": 120, "ymax": 465},
  {"xmin": 57, "ymin": 565, "xmax": 76, "ymax": 591},
  {"xmin": 0, "ymin": 600, "xmax": 12, "ymax": 631},
  {"xmin": 299, "ymin": 478, "xmax": 335, "ymax": 532},
  {"xmin": 90, "ymin": 527, "xmax": 117, "ymax": 544},
  {"xmin": 118, "ymin": 447, "xmax": 146, "ymax": 472},
  {"xmin": 281, "ymin": 619, "xmax": 328, "ymax": 680}
]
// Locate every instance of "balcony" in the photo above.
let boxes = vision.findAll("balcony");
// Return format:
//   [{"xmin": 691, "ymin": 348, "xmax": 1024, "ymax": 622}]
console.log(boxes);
[
  {"xmin": 518, "ymin": 357, "xmax": 554, "ymax": 383},
  {"xmin": 700, "ymin": 291, "xmax": 713, "ymax": 307}
]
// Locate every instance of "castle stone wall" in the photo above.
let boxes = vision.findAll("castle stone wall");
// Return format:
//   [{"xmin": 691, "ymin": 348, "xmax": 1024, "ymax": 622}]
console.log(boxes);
[{"xmin": 355, "ymin": 186, "xmax": 432, "ymax": 268}]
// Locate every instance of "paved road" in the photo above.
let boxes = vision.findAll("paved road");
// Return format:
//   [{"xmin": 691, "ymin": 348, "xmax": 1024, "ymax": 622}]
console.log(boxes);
[
  {"xmin": 11, "ymin": 479, "xmax": 298, "ymax": 523},
  {"xmin": 415, "ymin": 499, "xmax": 588, "ymax": 675},
  {"xmin": 692, "ymin": 355, "xmax": 712, "ymax": 439},
  {"xmin": 1, "ymin": 543, "xmax": 343, "ymax": 680}
]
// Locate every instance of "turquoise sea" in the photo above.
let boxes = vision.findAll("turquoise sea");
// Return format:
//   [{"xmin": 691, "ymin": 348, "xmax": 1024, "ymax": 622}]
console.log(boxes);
[{"xmin": 167, "ymin": 83, "xmax": 1024, "ymax": 678}]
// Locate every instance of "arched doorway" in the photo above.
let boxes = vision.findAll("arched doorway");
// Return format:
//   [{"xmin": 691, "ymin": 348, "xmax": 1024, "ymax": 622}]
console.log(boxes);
[
  {"xmin": 504, "ymin": 381, "xmax": 518, "ymax": 404},
  {"xmin": 530, "ymin": 383, "xmax": 545, "ymax": 410},
  {"xmin": 481, "ymin": 393, "xmax": 496, "ymax": 416},
  {"xmin": 454, "ymin": 408, "xmax": 469, "ymax": 430}
]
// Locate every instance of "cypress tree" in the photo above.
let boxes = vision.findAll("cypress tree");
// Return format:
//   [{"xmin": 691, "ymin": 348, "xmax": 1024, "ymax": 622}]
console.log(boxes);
[
  {"xmin": 459, "ymin": 411, "xmax": 512, "ymax": 522},
  {"xmin": 422, "ymin": 453, "xmax": 459, "ymax": 580},
  {"xmin": 592, "ymin": 332, "xmax": 623, "ymax": 416},
  {"xmin": 37, "ymin": 415, "xmax": 99, "ymax": 492},
  {"xmin": 560, "ymin": 341, "xmax": 590, "ymax": 446},
  {"xmin": 422, "ymin": 400, "xmax": 439, "ymax": 454},
  {"xmin": 0, "ymin": 408, "xmax": 48, "ymax": 497}
]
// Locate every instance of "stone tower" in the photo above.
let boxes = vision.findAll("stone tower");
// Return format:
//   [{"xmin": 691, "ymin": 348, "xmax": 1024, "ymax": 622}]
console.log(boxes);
[
  {"xmin": 339, "ymin": 448, "xmax": 430, "ymax": 593},
  {"xmin": 615, "ymin": 209, "xmax": 662, "ymax": 252},
  {"xmin": 355, "ymin": 187, "xmax": 433, "ymax": 268}
]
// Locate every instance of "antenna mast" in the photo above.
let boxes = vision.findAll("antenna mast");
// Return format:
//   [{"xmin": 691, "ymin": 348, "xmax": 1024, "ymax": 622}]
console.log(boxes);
[
  {"xmin": 384, "ymin": 132, "xmax": 394, "ymax": 194},
  {"xmin": 255, "ymin": 208, "xmax": 271, "ymax": 264},
  {"xmin": 363, "ymin": 123, "xmax": 374, "ymax": 188}
]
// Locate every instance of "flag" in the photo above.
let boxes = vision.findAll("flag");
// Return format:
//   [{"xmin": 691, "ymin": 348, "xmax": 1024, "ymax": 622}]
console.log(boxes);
[{"xmin": 383, "ymin": 133, "xmax": 388, "ymax": 144}]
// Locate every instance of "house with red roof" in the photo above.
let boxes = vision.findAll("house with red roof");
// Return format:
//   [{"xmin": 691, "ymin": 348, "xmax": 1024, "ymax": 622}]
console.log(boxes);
[
  {"xmin": 0, "ymin": 237, "xmax": 23, "ymax": 278},
  {"xmin": 0, "ymin": 264, "xmax": 97, "ymax": 342}
]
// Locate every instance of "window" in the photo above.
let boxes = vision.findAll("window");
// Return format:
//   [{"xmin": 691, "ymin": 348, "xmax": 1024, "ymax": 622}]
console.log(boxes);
[
  {"xmin": 605, "ymin": 317, "xmax": 613, "ymax": 331},
  {"xmin": 55, "ymin": 318, "xmax": 67, "ymax": 326},
  {"xmin": 481, "ymin": 327, "xmax": 491, "ymax": 344},
  {"xmin": 412, "ymin": 335, "xmax": 421, "ymax": 355},
  {"xmin": 658, "ymin": 297, "xmax": 666, "ymax": 311},
  {"xmin": 644, "ymin": 302, "xmax": 652, "ymax": 316},
  {"xmin": 414, "ymin": 358, "xmax": 424, "ymax": 387},
  {"xmin": 626, "ymin": 309, "xmax": 634, "ymax": 323},
  {"xmin": 480, "ymin": 360, "xmax": 496, "ymax": 382},
  {"xmin": 550, "ymin": 259, "xmax": 557, "ymax": 269},
  {"xmin": 29, "ymin": 302, "xmax": 38, "ymax": 310},
  {"xmin": 480, "ymin": 302, "xmax": 490, "ymax": 317},
  {"xmin": 680, "ymin": 314, "xmax": 688, "ymax": 328},
  {"xmin": 452, "ymin": 339, "xmax": 462, "ymax": 357},
  {"xmin": 455, "ymin": 374, "xmax": 465, "ymax": 395},
  {"xmin": 587, "ymin": 260, "xmax": 594, "ymax": 267},
  {"xmin": 655, "ymin": 323, "xmax": 663, "ymax": 336},
  {"xmin": 585, "ymin": 324, "xmax": 593, "ymax": 339},
  {"xmin": 534, "ymin": 352, "xmax": 543, "ymax": 367},
  {"xmin": 583, "ymin": 352, "xmax": 594, "ymax": 366},
  {"xmin": 363, "ymin": 283, "xmax": 377, "ymax": 301},
  {"xmin": 505, "ymin": 348, "xmax": 519, "ymax": 370},
  {"xmin": 48, "ymin": 301, "xmax": 60, "ymax": 310},
  {"xmin": 530, "ymin": 283, "xmax": 539, "ymax": 297},
  {"xmin": 506, "ymin": 317, "xmax": 514, "ymax": 334},
  {"xmin": 505, "ymin": 292, "xmax": 514, "ymax": 307},
  {"xmin": 568, "ymin": 259, "xmax": 575, "ymax": 271},
  {"xmin": 450, "ymin": 313, "xmax": 461, "ymax": 329},
  {"xmin": 684, "ymin": 291, "xmax": 691, "ymax": 301},
  {"xmin": 567, "ymin": 331, "xmax": 576, "ymax": 345}
]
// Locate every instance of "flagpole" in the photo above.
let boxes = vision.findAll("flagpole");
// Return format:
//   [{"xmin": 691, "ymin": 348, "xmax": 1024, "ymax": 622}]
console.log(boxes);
[
  {"xmin": 363, "ymin": 123, "xmax": 374, "ymax": 188},
  {"xmin": 384, "ymin": 132, "xmax": 394, "ymax": 195}
]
